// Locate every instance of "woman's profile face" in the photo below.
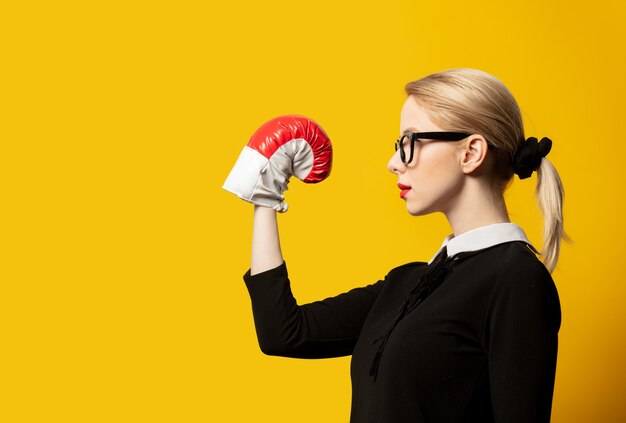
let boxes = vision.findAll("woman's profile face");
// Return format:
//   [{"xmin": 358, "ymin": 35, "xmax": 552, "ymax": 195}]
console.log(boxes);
[{"xmin": 387, "ymin": 96, "xmax": 465, "ymax": 216}]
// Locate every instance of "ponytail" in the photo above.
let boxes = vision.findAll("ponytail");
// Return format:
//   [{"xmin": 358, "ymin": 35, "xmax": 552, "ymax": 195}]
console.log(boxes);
[{"xmin": 535, "ymin": 157, "xmax": 573, "ymax": 273}]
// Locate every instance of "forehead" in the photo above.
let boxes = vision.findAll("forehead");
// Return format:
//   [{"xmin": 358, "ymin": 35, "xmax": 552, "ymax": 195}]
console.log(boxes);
[{"xmin": 400, "ymin": 96, "xmax": 441, "ymax": 133}]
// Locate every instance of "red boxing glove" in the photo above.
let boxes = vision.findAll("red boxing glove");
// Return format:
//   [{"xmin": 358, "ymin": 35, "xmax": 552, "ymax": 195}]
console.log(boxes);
[{"xmin": 222, "ymin": 115, "xmax": 333, "ymax": 212}]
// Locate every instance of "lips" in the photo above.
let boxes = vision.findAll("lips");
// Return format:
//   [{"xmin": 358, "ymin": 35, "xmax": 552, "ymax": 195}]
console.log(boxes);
[{"xmin": 398, "ymin": 183, "xmax": 411, "ymax": 199}]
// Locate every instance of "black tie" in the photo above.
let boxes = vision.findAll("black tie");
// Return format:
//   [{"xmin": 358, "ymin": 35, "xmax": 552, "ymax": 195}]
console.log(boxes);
[
  {"xmin": 369, "ymin": 245, "xmax": 452, "ymax": 382},
  {"xmin": 432, "ymin": 245, "xmax": 449, "ymax": 264}
]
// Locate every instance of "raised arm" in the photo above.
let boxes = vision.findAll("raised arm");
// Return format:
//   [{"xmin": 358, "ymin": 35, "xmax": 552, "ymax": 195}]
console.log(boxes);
[
  {"xmin": 244, "ymin": 252, "xmax": 387, "ymax": 358},
  {"xmin": 246, "ymin": 205, "xmax": 385, "ymax": 358},
  {"xmin": 226, "ymin": 115, "xmax": 376, "ymax": 358},
  {"xmin": 251, "ymin": 206, "xmax": 283, "ymax": 275}
]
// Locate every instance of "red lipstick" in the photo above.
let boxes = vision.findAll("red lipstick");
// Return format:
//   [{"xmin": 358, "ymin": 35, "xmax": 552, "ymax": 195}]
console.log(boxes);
[{"xmin": 398, "ymin": 183, "xmax": 411, "ymax": 199}]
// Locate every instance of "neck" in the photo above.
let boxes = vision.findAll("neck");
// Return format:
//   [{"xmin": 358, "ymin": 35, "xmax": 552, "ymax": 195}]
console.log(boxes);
[{"xmin": 443, "ymin": 179, "xmax": 511, "ymax": 237}]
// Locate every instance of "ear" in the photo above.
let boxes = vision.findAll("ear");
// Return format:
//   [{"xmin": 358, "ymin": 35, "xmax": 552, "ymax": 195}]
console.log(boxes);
[{"xmin": 459, "ymin": 135, "xmax": 489, "ymax": 175}]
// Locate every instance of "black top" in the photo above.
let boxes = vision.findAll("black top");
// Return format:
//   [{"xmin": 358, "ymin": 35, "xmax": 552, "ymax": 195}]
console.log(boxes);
[{"xmin": 243, "ymin": 241, "xmax": 561, "ymax": 422}]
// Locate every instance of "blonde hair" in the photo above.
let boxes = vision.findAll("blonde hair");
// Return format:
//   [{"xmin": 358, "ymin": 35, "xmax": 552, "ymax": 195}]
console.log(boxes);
[{"xmin": 405, "ymin": 68, "xmax": 572, "ymax": 273}]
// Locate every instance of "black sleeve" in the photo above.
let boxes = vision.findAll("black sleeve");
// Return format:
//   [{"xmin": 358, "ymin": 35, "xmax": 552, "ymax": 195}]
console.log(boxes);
[
  {"xmin": 243, "ymin": 261, "xmax": 387, "ymax": 358},
  {"xmin": 483, "ymin": 260, "xmax": 562, "ymax": 423}
]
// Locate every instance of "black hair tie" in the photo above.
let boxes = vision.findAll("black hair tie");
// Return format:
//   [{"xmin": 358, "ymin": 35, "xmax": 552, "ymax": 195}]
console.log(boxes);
[{"xmin": 512, "ymin": 136, "xmax": 552, "ymax": 180}]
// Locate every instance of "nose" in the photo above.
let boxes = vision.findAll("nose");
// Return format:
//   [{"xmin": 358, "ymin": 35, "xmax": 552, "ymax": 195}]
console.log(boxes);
[{"xmin": 387, "ymin": 149, "xmax": 405, "ymax": 174}]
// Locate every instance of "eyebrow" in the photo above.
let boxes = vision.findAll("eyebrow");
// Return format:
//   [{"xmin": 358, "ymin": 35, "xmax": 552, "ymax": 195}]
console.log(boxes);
[{"xmin": 402, "ymin": 127, "xmax": 420, "ymax": 135}]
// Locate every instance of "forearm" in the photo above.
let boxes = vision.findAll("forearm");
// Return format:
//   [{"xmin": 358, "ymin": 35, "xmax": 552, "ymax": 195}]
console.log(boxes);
[{"xmin": 251, "ymin": 205, "xmax": 284, "ymax": 275}]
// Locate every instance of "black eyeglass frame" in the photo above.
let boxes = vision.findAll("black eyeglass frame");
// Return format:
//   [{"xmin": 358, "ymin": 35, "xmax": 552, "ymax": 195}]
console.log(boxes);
[{"xmin": 395, "ymin": 131, "xmax": 472, "ymax": 164}]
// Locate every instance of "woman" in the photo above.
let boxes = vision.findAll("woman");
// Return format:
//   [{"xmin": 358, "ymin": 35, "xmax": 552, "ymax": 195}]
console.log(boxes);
[{"xmin": 228, "ymin": 68, "xmax": 570, "ymax": 422}]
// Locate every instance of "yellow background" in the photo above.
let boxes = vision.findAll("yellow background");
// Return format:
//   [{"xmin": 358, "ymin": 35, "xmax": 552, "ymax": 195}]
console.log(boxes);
[{"xmin": 2, "ymin": 0, "xmax": 625, "ymax": 421}]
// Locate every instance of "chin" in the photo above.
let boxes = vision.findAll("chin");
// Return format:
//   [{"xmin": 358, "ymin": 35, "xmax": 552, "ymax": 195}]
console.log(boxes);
[{"xmin": 406, "ymin": 203, "xmax": 435, "ymax": 217}]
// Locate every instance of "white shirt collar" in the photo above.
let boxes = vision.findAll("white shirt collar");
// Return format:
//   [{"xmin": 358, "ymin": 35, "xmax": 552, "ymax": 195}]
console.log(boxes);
[{"xmin": 427, "ymin": 222, "xmax": 539, "ymax": 264}]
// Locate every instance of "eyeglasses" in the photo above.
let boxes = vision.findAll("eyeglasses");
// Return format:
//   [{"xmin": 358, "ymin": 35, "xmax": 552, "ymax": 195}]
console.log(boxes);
[{"xmin": 395, "ymin": 131, "xmax": 472, "ymax": 164}]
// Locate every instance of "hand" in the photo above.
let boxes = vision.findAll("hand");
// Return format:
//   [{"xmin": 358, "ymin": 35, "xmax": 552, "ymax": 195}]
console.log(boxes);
[{"xmin": 222, "ymin": 115, "xmax": 333, "ymax": 212}]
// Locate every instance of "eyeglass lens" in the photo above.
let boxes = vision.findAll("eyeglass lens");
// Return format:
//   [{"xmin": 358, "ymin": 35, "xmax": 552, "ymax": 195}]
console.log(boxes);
[{"xmin": 396, "ymin": 134, "xmax": 413, "ymax": 164}]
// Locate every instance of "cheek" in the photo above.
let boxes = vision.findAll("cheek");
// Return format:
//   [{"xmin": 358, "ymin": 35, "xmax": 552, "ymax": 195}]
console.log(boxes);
[
  {"xmin": 407, "ymin": 154, "xmax": 450, "ymax": 182},
  {"xmin": 406, "ymin": 154, "xmax": 460, "ymax": 195}
]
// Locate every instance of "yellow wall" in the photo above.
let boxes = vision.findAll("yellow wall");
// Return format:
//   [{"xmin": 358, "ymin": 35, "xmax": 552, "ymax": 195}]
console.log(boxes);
[{"xmin": 2, "ymin": 0, "xmax": 625, "ymax": 421}]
